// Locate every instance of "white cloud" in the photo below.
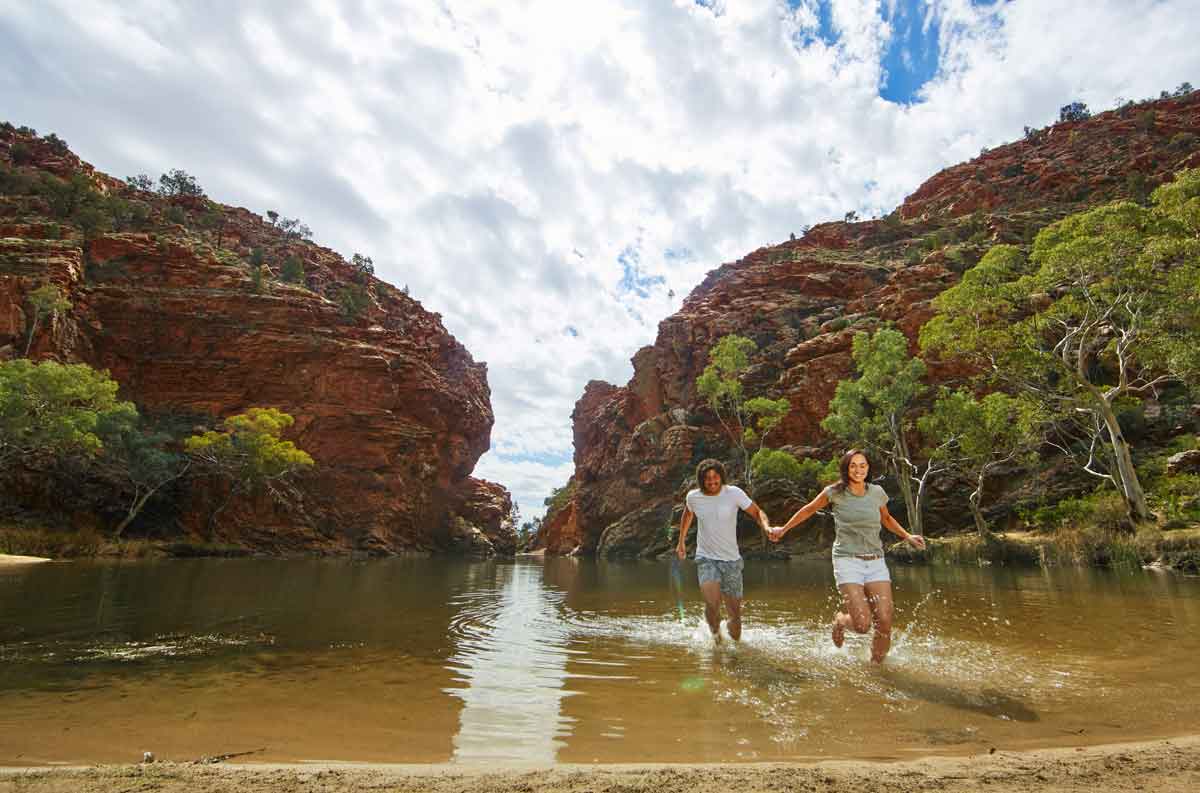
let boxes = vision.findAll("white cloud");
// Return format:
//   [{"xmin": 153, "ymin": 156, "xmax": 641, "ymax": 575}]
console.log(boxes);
[{"xmin": 2, "ymin": 0, "xmax": 1197, "ymax": 517}]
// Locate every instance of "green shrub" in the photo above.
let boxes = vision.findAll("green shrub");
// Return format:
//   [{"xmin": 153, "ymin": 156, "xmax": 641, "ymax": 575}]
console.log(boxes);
[
  {"xmin": 750, "ymin": 448, "xmax": 804, "ymax": 482},
  {"xmin": 543, "ymin": 480, "xmax": 577, "ymax": 515},
  {"xmin": 0, "ymin": 526, "xmax": 102, "ymax": 558},
  {"xmin": 281, "ymin": 255, "xmax": 304, "ymax": 284},
  {"xmin": 158, "ymin": 169, "xmax": 204, "ymax": 198},
  {"xmin": 1170, "ymin": 132, "xmax": 1198, "ymax": 150},
  {"xmin": 125, "ymin": 173, "xmax": 154, "ymax": 192},
  {"xmin": 42, "ymin": 132, "xmax": 69, "ymax": 155},
  {"xmin": 825, "ymin": 317, "xmax": 849, "ymax": 333},
  {"xmin": 10, "ymin": 143, "xmax": 34, "ymax": 165},
  {"xmin": 164, "ymin": 205, "xmax": 187, "ymax": 225},
  {"xmin": 337, "ymin": 284, "xmax": 369, "ymax": 319}
]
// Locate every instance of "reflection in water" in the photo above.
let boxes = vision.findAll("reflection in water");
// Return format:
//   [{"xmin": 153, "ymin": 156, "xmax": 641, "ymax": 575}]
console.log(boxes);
[
  {"xmin": 3, "ymin": 557, "xmax": 1200, "ymax": 765},
  {"xmin": 445, "ymin": 563, "xmax": 572, "ymax": 763}
]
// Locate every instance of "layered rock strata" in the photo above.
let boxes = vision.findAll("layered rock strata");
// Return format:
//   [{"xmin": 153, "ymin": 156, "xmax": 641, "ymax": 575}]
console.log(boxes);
[
  {"xmin": 0, "ymin": 128, "xmax": 513, "ymax": 555},
  {"xmin": 538, "ymin": 93, "xmax": 1200, "ymax": 557}
]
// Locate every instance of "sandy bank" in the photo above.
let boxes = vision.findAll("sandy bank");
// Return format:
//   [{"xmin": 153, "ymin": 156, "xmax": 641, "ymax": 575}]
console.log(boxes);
[
  {"xmin": 2, "ymin": 736, "xmax": 1197, "ymax": 793},
  {"xmin": 0, "ymin": 554, "xmax": 51, "ymax": 566}
]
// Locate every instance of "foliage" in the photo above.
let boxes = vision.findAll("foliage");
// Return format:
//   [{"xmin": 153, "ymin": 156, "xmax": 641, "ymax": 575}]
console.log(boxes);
[
  {"xmin": 337, "ymin": 284, "xmax": 370, "ymax": 319},
  {"xmin": 749, "ymin": 449, "xmax": 827, "ymax": 492},
  {"xmin": 695, "ymin": 334, "xmax": 791, "ymax": 489},
  {"xmin": 125, "ymin": 173, "xmax": 154, "ymax": 192},
  {"xmin": 351, "ymin": 253, "xmax": 374, "ymax": 280},
  {"xmin": 10, "ymin": 143, "xmax": 33, "ymax": 165},
  {"xmin": 821, "ymin": 327, "xmax": 938, "ymax": 535},
  {"xmin": 281, "ymin": 254, "xmax": 304, "ymax": 284},
  {"xmin": 94, "ymin": 411, "xmax": 191, "ymax": 537},
  {"xmin": 0, "ymin": 359, "xmax": 136, "ymax": 466},
  {"xmin": 919, "ymin": 389, "xmax": 1046, "ymax": 536},
  {"xmin": 543, "ymin": 479, "xmax": 576, "ymax": 514},
  {"xmin": 42, "ymin": 132, "xmax": 69, "ymax": 155},
  {"xmin": 272, "ymin": 214, "xmax": 312, "ymax": 240},
  {"xmin": 157, "ymin": 169, "xmax": 204, "ymax": 198},
  {"xmin": 0, "ymin": 525, "xmax": 102, "ymax": 558},
  {"xmin": 184, "ymin": 408, "xmax": 314, "ymax": 531},
  {"xmin": 1058, "ymin": 101, "xmax": 1090, "ymax": 122},
  {"xmin": 921, "ymin": 169, "xmax": 1200, "ymax": 522},
  {"xmin": 24, "ymin": 284, "xmax": 71, "ymax": 356},
  {"xmin": 164, "ymin": 205, "xmax": 187, "ymax": 225}
]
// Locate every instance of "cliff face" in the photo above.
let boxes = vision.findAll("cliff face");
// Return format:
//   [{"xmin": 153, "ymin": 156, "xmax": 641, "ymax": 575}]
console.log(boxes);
[
  {"xmin": 541, "ymin": 93, "xmax": 1200, "ymax": 557},
  {"xmin": 0, "ymin": 128, "xmax": 513, "ymax": 555}
]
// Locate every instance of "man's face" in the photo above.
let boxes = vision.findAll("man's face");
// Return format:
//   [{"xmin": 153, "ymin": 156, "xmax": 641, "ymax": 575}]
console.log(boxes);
[{"xmin": 703, "ymin": 469, "xmax": 722, "ymax": 494}]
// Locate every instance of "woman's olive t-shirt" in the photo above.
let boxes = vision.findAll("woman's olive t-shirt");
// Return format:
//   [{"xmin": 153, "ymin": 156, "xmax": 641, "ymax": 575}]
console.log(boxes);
[{"xmin": 823, "ymin": 483, "xmax": 888, "ymax": 557}]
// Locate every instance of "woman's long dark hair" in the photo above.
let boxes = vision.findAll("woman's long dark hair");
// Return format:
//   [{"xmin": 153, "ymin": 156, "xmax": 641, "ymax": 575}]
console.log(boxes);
[{"xmin": 831, "ymin": 448, "xmax": 872, "ymax": 494}]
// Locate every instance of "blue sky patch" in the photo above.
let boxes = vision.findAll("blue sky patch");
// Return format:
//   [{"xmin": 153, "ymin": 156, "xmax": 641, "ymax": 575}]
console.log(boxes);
[
  {"xmin": 879, "ymin": 1, "xmax": 943, "ymax": 104},
  {"xmin": 789, "ymin": 0, "xmax": 840, "ymax": 49},
  {"xmin": 617, "ymin": 245, "xmax": 666, "ymax": 299}
]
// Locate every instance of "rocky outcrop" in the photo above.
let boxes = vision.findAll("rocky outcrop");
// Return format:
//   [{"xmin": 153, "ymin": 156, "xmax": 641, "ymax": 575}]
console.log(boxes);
[
  {"xmin": 1167, "ymin": 449, "xmax": 1200, "ymax": 477},
  {"xmin": 557, "ymin": 92, "xmax": 1200, "ymax": 557},
  {"xmin": 0, "ymin": 125, "xmax": 510, "ymax": 554}
]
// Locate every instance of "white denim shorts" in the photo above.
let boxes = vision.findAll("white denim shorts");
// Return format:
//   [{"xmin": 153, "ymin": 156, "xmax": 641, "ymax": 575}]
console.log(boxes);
[{"xmin": 832, "ymin": 555, "xmax": 891, "ymax": 587}]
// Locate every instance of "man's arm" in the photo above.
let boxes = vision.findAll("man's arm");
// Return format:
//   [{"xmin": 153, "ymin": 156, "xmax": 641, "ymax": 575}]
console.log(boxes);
[
  {"xmin": 744, "ymin": 502, "xmax": 770, "ymax": 533},
  {"xmin": 676, "ymin": 506, "xmax": 694, "ymax": 559}
]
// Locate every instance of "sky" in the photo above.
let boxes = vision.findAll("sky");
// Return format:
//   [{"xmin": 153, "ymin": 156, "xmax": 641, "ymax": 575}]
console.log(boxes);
[{"xmin": 2, "ymin": 0, "xmax": 1197, "ymax": 520}]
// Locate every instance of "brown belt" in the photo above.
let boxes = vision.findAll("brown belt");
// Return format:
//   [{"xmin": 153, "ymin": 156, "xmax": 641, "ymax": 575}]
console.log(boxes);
[{"xmin": 854, "ymin": 554, "xmax": 882, "ymax": 561}]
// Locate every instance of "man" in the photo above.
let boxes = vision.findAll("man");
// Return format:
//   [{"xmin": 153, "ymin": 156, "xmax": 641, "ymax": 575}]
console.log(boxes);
[{"xmin": 675, "ymin": 458, "xmax": 770, "ymax": 642}]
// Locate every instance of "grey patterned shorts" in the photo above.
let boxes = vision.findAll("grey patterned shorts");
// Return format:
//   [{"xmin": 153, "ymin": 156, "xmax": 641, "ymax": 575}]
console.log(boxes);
[{"xmin": 696, "ymin": 557, "xmax": 744, "ymax": 599}]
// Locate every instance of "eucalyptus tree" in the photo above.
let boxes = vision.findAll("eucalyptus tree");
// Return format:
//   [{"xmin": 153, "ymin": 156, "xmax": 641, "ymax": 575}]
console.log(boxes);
[{"xmin": 921, "ymin": 169, "xmax": 1200, "ymax": 523}]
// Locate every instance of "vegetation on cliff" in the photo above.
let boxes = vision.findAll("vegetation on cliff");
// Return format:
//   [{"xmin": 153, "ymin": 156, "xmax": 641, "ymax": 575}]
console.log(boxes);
[
  {"xmin": 0, "ymin": 122, "xmax": 511, "ymax": 557},
  {"xmin": 538, "ymin": 89, "xmax": 1200, "ymax": 568}
]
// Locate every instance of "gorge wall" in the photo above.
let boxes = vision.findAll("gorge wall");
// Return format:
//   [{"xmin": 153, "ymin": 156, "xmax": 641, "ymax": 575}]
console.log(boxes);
[
  {"xmin": 0, "ymin": 127, "xmax": 514, "ymax": 555},
  {"xmin": 537, "ymin": 92, "xmax": 1200, "ymax": 558}
]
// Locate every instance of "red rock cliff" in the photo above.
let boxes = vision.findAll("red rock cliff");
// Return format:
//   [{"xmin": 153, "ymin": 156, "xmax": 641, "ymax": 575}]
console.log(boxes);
[
  {"xmin": 0, "ymin": 127, "xmax": 513, "ymax": 555},
  {"xmin": 556, "ymin": 93, "xmax": 1200, "ymax": 557}
]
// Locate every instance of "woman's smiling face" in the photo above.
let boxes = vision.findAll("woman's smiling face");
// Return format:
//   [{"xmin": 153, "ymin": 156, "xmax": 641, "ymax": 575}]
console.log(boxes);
[{"xmin": 847, "ymin": 453, "xmax": 870, "ymax": 484}]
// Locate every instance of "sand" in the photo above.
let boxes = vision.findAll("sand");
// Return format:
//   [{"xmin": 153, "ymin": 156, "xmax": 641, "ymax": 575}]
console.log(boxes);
[
  {"xmin": 0, "ymin": 554, "xmax": 50, "ymax": 566},
  {"xmin": 1, "ymin": 736, "xmax": 1197, "ymax": 793}
]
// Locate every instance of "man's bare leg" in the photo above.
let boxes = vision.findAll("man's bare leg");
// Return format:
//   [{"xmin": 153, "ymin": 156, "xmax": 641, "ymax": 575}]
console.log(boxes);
[
  {"xmin": 834, "ymin": 584, "xmax": 872, "ymax": 648},
  {"xmin": 864, "ymin": 581, "xmax": 894, "ymax": 663},
  {"xmin": 700, "ymin": 580, "xmax": 723, "ymax": 642},
  {"xmin": 721, "ymin": 594, "xmax": 742, "ymax": 641}
]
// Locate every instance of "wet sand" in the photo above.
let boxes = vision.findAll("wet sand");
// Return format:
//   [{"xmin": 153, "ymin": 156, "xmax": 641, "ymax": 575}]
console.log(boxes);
[
  {"xmin": 0, "ymin": 554, "xmax": 50, "ymax": 565},
  {"xmin": 2, "ymin": 736, "xmax": 1197, "ymax": 793}
]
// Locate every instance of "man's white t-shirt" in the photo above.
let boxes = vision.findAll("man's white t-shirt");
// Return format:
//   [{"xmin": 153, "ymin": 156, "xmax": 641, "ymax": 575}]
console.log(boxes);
[{"xmin": 686, "ymin": 484, "xmax": 753, "ymax": 561}]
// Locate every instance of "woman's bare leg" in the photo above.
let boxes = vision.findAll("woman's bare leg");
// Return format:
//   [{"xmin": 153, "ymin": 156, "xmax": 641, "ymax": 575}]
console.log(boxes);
[
  {"xmin": 834, "ymin": 584, "xmax": 872, "ymax": 647},
  {"xmin": 864, "ymin": 580, "xmax": 894, "ymax": 663}
]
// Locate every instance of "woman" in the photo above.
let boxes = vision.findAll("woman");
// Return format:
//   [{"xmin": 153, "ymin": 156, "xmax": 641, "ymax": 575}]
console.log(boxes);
[{"xmin": 769, "ymin": 450, "xmax": 925, "ymax": 663}]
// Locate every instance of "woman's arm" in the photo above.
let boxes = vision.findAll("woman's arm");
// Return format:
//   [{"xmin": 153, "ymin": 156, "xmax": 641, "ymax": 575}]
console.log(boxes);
[
  {"xmin": 772, "ymin": 490, "xmax": 830, "ymax": 539},
  {"xmin": 880, "ymin": 504, "xmax": 926, "ymax": 549}
]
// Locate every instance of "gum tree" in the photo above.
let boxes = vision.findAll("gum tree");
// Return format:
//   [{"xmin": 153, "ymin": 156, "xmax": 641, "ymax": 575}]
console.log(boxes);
[
  {"xmin": 919, "ymin": 390, "xmax": 1046, "ymax": 538},
  {"xmin": 821, "ymin": 327, "xmax": 944, "ymax": 537},
  {"xmin": 921, "ymin": 169, "xmax": 1200, "ymax": 524},
  {"xmin": 696, "ymin": 334, "xmax": 790, "ymax": 490}
]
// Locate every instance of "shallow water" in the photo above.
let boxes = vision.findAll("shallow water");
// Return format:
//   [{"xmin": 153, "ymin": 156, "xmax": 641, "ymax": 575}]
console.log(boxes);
[{"xmin": 1, "ymin": 557, "xmax": 1198, "ymax": 765}]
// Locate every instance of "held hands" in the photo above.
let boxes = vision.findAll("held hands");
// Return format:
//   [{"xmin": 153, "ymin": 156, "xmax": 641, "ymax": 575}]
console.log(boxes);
[{"xmin": 766, "ymin": 525, "xmax": 787, "ymax": 543}]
